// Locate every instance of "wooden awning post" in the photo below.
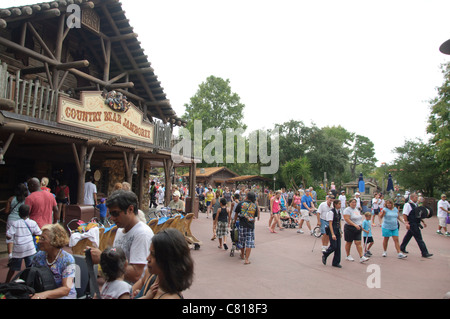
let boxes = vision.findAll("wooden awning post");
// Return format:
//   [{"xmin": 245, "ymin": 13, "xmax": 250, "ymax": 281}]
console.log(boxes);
[
  {"xmin": 163, "ymin": 158, "xmax": 173, "ymax": 206},
  {"xmin": 72, "ymin": 143, "xmax": 88, "ymax": 205},
  {"xmin": 189, "ymin": 162, "xmax": 197, "ymax": 213}
]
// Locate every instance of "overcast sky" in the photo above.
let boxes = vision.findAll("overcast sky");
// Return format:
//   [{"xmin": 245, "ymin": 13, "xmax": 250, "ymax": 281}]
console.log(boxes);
[{"xmin": 3, "ymin": 0, "xmax": 450, "ymax": 165}]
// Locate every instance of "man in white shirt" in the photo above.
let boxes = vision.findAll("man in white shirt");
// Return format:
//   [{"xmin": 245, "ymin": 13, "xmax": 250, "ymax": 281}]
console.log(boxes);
[
  {"xmin": 317, "ymin": 195, "xmax": 334, "ymax": 252},
  {"xmin": 399, "ymin": 193, "xmax": 432, "ymax": 258},
  {"xmin": 84, "ymin": 175, "xmax": 97, "ymax": 206},
  {"xmin": 88, "ymin": 190, "xmax": 154, "ymax": 284},
  {"xmin": 339, "ymin": 191, "xmax": 347, "ymax": 209},
  {"xmin": 437, "ymin": 194, "xmax": 450, "ymax": 236}
]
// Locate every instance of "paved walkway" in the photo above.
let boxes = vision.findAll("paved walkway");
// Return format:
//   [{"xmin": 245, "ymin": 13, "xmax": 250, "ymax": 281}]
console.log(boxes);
[
  {"xmin": 182, "ymin": 211, "xmax": 450, "ymax": 299},
  {"xmin": 1, "ymin": 210, "xmax": 449, "ymax": 299}
]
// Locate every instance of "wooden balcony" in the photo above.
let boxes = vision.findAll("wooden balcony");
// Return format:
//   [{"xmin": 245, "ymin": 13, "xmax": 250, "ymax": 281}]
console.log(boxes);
[{"xmin": 0, "ymin": 60, "xmax": 174, "ymax": 152}]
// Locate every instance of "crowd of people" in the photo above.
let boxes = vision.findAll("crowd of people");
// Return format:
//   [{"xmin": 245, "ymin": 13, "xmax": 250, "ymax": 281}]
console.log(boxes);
[
  {"xmin": 2, "ymin": 177, "xmax": 195, "ymax": 300},
  {"xmin": 1, "ymin": 174, "xmax": 448, "ymax": 299},
  {"xmin": 193, "ymin": 183, "xmax": 450, "ymax": 269}
]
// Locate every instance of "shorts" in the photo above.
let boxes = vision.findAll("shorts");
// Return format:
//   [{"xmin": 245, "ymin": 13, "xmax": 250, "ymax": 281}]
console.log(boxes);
[
  {"xmin": 344, "ymin": 224, "xmax": 362, "ymax": 242},
  {"xmin": 320, "ymin": 219, "xmax": 328, "ymax": 234},
  {"xmin": 271, "ymin": 210, "xmax": 280, "ymax": 215},
  {"xmin": 237, "ymin": 226, "xmax": 255, "ymax": 249},
  {"xmin": 206, "ymin": 201, "xmax": 211, "ymax": 207},
  {"xmin": 300, "ymin": 209, "xmax": 310, "ymax": 222},
  {"xmin": 373, "ymin": 208, "xmax": 380, "ymax": 215},
  {"xmin": 363, "ymin": 236, "xmax": 374, "ymax": 244},
  {"xmin": 382, "ymin": 227, "xmax": 399, "ymax": 237},
  {"xmin": 216, "ymin": 221, "xmax": 228, "ymax": 238},
  {"xmin": 438, "ymin": 217, "xmax": 447, "ymax": 228},
  {"xmin": 8, "ymin": 255, "xmax": 35, "ymax": 271}
]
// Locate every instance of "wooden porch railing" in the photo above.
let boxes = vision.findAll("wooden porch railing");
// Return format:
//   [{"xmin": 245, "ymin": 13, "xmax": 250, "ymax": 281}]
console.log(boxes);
[
  {"xmin": 0, "ymin": 60, "xmax": 175, "ymax": 151},
  {"xmin": 0, "ymin": 62, "xmax": 63, "ymax": 122}
]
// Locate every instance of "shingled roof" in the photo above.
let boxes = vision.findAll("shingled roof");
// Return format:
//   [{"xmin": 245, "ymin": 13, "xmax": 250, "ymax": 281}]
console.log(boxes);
[{"xmin": 0, "ymin": 0, "xmax": 186, "ymax": 126}]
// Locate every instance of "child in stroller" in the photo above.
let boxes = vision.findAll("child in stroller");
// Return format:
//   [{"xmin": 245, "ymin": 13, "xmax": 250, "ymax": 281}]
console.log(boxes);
[
  {"xmin": 282, "ymin": 207, "xmax": 299, "ymax": 229},
  {"xmin": 290, "ymin": 209, "xmax": 299, "ymax": 228}
]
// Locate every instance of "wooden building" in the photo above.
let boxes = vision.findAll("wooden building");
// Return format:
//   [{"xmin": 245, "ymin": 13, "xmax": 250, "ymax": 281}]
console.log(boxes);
[
  {"xmin": 0, "ymin": 0, "xmax": 196, "ymax": 211},
  {"xmin": 182, "ymin": 167, "xmax": 239, "ymax": 189}
]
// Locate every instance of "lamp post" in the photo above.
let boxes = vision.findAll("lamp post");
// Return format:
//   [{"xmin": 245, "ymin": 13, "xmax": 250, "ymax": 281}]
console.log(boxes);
[{"xmin": 273, "ymin": 175, "xmax": 276, "ymax": 191}]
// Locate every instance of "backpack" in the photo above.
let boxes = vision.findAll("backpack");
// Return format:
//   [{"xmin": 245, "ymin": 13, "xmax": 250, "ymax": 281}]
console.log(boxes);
[
  {"xmin": 13, "ymin": 266, "xmax": 58, "ymax": 293},
  {"xmin": 0, "ymin": 282, "xmax": 35, "ymax": 299},
  {"xmin": 414, "ymin": 205, "xmax": 433, "ymax": 220}
]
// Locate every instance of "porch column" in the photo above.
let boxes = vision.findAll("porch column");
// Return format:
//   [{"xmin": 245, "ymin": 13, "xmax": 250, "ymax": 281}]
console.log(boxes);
[{"xmin": 163, "ymin": 158, "xmax": 173, "ymax": 206}]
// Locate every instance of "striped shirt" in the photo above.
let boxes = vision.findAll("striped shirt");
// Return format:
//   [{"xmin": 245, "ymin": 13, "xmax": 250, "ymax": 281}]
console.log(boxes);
[{"xmin": 6, "ymin": 218, "xmax": 42, "ymax": 259}]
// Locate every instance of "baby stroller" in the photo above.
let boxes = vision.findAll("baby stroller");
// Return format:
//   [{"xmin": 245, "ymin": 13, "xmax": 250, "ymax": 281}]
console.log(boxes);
[
  {"xmin": 198, "ymin": 194, "xmax": 206, "ymax": 214},
  {"xmin": 289, "ymin": 209, "xmax": 299, "ymax": 229},
  {"xmin": 229, "ymin": 220, "xmax": 239, "ymax": 257},
  {"xmin": 280, "ymin": 208, "xmax": 291, "ymax": 228}
]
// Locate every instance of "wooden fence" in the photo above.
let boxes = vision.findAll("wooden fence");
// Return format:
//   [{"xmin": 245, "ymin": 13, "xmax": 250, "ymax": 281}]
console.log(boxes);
[{"xmin": 0, "ymin": 61, "xmax": 62, "ymax": 122}]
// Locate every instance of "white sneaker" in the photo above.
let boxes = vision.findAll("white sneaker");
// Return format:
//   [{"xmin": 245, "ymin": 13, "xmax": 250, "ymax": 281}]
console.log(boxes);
[
  {"xmin": 321, "ymin": 246, "xmax": 327, "ymax": 252},
  {"xmin": 382, "ymin": 251, "xmax": 387, "ymax": 257},
  {"xmin": 346, "ymin": 255, "xmax": 355, "ymax": 261},
  {"xmin": 360, "ymin": 256, "xmax": 369, "ymax": 263},
  {"xmin": 397, "ymin": 253, "xmax": 407, "ymax": 259},
  {"xmin": 297, "ymin": 229, "xmax": 304, "ymax": 234}
]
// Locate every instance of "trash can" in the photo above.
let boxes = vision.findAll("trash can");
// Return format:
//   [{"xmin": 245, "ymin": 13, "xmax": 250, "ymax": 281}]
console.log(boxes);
[{"xmin": 64, "ymin": 205, "xmax": 98, "ymax": 232}]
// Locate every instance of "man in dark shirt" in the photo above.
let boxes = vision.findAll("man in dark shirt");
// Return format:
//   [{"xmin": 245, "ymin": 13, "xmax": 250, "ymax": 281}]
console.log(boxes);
[{"xmin": 234, "ymin": 191, "xmax": 260, "ymax": 265}]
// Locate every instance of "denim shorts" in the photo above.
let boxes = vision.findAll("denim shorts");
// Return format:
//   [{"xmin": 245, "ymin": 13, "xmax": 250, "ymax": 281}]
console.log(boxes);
[{"xmin": 320, "ymin": 219, "xmax": 328, "ymax": 234}]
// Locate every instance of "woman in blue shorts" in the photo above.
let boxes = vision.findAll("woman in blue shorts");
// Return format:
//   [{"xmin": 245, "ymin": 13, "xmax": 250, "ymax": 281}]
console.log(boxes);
[{"xmin": 380, "ymin": 199, "xmax": 407, "ymax": 259}]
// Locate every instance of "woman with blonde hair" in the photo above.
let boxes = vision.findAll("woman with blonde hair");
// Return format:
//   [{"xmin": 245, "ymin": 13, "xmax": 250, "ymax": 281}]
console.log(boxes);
[{"xmin": 31, "ymin": 223, "xmax": 77, "ymax": 299}]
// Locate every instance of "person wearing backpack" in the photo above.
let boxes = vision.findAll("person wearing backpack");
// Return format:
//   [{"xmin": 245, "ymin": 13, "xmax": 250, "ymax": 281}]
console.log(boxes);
[
  {"xmin": 399, "ymin": 193, "xmax": 433, "ymax": 258},
  {"xmin": 234, "ymin": 191, "xmax": 260, "ymax": 265},
  {"xmin": 30, "ymin": 223, "xmax": 77, "ymax": 299},
  {"xmin": 5, "ymin": 204, "xmax": 41, "ymax": 283}
]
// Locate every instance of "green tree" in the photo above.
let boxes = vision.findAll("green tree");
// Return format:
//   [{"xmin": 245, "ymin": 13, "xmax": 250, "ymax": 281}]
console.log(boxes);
[
  {"xmin": 305, "ymin": 126, "xmax": 349, "ymax": 182},
  {"xmin": 427, "ymin": 62, "xmax": 450, "ymax": 170},
  {"xmin": 182, "ymin": 75, "xmax": 247, "ymax": 134},
  {"xmin": 281, "ymin": 157, "xmax": 312, "ymax": 189},
  {"xmin": 275, "ymin": 120, "xmax": 312, "ymax": 165},
  {"xmin": 181, "ymin": 76, "xmax": 247, "ymax": 167},
  {"xmin": 349, "ymin": 135, "xmax": 377, "ymax": 179},
  {"xmin": 392, "ymin": 140, "xmax": 448, "ymax": 197}
]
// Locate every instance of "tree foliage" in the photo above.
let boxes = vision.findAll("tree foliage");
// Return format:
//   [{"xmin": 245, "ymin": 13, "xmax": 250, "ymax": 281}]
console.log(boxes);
[
  {"xmin": 393, "ymin": 140, "xmax": 448, "ymax": 197},
  {"xmin": 427, "ymin": 62, "xmax": 450, "ymax": 169}
]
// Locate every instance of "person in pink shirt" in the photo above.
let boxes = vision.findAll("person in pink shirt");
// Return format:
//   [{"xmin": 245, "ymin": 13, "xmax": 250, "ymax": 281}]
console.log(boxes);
[
  {"xmin": 269, "ymin": 191, "xmax": 283, "ymax": 233},
  {"xmin": 25, "ymin": 177, "xmax": 58, "ymax": 228}
]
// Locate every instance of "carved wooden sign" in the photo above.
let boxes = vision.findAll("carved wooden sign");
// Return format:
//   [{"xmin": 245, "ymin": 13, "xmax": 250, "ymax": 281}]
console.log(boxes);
[
  {"xmin": 82, "ymin": 7, "xmax": 100, "ymax": 34},
  {"xmin": 58, "ymin": 91, "xmax": 155, "ymax": 144}
]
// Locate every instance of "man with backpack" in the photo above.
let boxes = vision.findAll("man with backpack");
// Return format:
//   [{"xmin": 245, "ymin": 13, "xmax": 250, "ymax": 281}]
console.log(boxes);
[{"xmin": 400, "ymin": 193, "xmax": 433, "ymax": 258}]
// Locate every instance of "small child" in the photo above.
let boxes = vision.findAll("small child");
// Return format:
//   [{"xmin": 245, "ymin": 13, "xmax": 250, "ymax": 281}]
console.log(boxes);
[
  {"xmin": 5, "ymin": 204, "xmax": 41, "ymax": 283},
  {"xmin": 96, "ymin": 198, "xmax": 107, "ymax": 225},
  {"xmin": 215, "ymin": 197, "xmax": 230, "ymax": 250},
  {"xmin": 362, "ymin": 212, "xmax": 374, "ymax": 257},
  {"xmin": 100, "ymin": 247, "xmax": 132, "ymax": 299},
  {"xmin": 280, "ymin": 208, "xmax": 290, "ymax": 227}
]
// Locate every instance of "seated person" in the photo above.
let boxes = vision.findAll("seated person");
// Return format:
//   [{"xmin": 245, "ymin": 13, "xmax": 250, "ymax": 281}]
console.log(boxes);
[
  {"xmin": 280, "ymin": 208, "xmax": 290, "ymax": 225},
  {"xmin": 168, "ymin": 191, "xmax": 185, "ymax": 213}
]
